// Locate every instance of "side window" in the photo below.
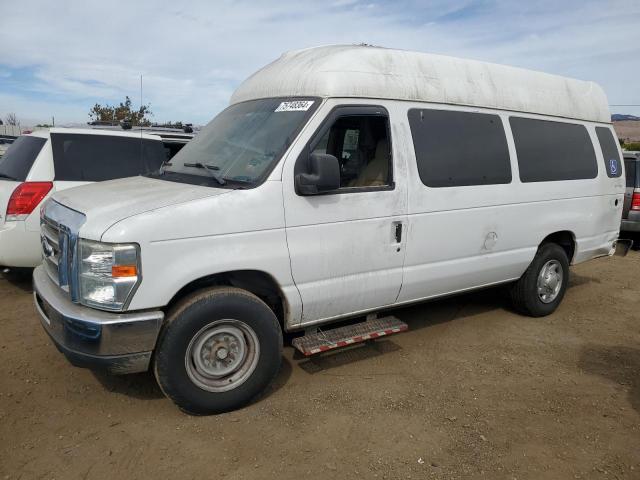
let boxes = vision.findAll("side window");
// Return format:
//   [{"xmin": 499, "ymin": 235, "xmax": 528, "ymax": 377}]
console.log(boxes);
[
  {"xmin": 625, "ymin": 160, "xmax": 637, "ymax": 188},
  {"xmin": 407, "ymin": 109, "xmax": 511, "ymax": 187},
  {"xmin": 311, "ymin": 114, "xmax": 391, "ymax": 189},
  {"xmin": 595, "ymin": 127, "xmax": 623, "ymax": 178},
  {"xmin": 51, "ymin": 134, "xmax": 166, "ymax": 181},
  {"xmin": 510, "ymin": 117, "xmax": 598, "ymax": 182}
]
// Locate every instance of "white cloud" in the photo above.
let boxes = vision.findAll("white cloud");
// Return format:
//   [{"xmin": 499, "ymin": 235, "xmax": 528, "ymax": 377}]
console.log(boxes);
[{"xmin": 0, "ymin": 0, "xmax": 639, "ymax": 125}]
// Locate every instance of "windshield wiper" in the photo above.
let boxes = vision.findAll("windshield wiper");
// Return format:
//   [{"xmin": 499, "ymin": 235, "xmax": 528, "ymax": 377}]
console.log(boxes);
[
  {"xmin": 183, "ymin": 162, "xmax": 226, "ymax": 186},
  {"xmin": 0, "ymin": 173, "xmax": 17, "ymax": 181}
]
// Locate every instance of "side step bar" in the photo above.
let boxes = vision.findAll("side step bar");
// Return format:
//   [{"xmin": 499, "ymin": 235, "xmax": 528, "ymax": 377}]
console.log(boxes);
[{"xmin": 292, "ymin": 316, "xmax": 408, "ymax": 356}]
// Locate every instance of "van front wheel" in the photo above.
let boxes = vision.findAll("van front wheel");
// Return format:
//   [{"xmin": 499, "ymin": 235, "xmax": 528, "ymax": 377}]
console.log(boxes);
[
  {"xmin": 153, "ymin": 287, "xmax": 283, "ymax": 415},
  {"xmin": 510, "ymin": 243, "xmax": 569, "ymax": 317}
]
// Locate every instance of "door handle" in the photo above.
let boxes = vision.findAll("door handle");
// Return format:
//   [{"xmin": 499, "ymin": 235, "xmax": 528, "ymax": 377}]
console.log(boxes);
[{"xmin": 394, "ymin": 222, "xmax": 403, "ymax": 243}]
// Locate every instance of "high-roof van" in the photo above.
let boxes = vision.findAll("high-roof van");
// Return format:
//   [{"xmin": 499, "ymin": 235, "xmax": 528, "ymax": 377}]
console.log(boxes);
[
  {"xmin": 33, "ymin": 45, "xmax": 625, "ymax": 414},
  {"xmin": 0, "ymin": 128, "xmax": 190, "ymax": 268}
]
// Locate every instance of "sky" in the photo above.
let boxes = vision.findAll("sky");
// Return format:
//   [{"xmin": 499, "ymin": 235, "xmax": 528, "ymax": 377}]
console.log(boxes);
[{"xmin": 0, "ymin": 0, "xmax": 639, "ymax": 126}]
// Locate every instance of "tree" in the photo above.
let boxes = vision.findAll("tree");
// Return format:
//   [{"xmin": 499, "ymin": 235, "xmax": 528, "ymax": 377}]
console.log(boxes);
[
  {"xmin": 88, "ymin": 96, "xmax": 152, "ymax": 126},
  {"xmin": 5, "ymin": 113, "xmax": 18, "ymax": 125}
]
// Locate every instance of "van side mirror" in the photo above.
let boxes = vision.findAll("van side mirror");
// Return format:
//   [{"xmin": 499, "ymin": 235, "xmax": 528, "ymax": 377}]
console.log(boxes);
[{"xmin": 295, "ymin": 153, "xmax": 340, "ymax": 195}]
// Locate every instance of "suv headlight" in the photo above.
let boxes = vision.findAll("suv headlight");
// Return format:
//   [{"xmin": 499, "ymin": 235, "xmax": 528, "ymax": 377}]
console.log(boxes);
[{"xmin": 79, "ymin": 239, "xmax": 141, "ymax": 311}]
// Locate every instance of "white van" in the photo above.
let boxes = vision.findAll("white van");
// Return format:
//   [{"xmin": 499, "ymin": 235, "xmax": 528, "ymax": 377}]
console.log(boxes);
[
  {"xmin": 33, "ymin": 45, "xmax": 625, "ymax": 414},
  {"xmin": 0, "ymin": 128, "xmax": 190, "ymax": 268}
]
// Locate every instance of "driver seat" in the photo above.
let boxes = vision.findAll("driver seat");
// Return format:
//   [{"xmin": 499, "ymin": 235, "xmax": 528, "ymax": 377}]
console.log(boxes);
[{"xmin": 350, "ymin": 138, "xmax": 389, "ymax": 187}]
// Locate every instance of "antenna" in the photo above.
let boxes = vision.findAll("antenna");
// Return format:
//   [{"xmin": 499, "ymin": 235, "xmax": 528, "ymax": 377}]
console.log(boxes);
[{"xmin": 139, "ymin": 74, "xmax": 143, "ymax": 164}]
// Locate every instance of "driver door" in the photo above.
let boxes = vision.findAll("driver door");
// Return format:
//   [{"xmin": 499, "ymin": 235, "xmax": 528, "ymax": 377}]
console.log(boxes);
[{"xmin": 282, "ymin": 104, "xmax": 407, "ymax": 325}]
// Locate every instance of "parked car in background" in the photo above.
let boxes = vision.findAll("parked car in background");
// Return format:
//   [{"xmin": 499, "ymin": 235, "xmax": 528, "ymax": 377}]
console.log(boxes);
[
  {"xmin": 0, "ymin": 128, "xmax": 191, "ymax": 268},
  {"xmin": 33, "ymin": 45, "xmax": 625, "ymax": 414},
  {"xmin": 143, "ymin": 129, "xmax": 194, "ymax": 159},
  {"xmin": 622, "ymin": 151, "xmax": 640, "ymax": 233},
  {"xmin": 87, "ymin": 123, "xmax": 195, "ymax": 160}
]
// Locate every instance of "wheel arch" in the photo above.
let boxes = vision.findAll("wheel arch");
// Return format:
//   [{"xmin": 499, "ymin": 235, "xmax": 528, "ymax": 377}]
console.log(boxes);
[
  {"xmin": 165, "ymin": 269, "xmax": 290, "ymax": 328},
  {"xmin": 540, "ymin": 230, "xmax": 576, "ymax": 264}
]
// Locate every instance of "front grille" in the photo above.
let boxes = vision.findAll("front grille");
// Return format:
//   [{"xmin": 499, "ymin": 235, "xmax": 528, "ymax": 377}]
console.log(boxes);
[
  {"xmin": 41, "ymin": 218, "xmax": 63, "ymax": 288},
  {"xmin": 40, "ymin": 200, "xmax": 86, "ymax": 302}
]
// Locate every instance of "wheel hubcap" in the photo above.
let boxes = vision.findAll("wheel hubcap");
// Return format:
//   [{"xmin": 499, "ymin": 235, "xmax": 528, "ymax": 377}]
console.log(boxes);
[
  {"xmin": 185, "ymin": 320, "xmax": 260, "ymax": 392},
  {"xmin": 537, "ymin": 260, "xmax": 563, "ymax": 304}
]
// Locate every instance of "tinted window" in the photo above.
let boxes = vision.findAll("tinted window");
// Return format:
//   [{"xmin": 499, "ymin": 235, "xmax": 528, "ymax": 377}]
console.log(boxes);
[
  {"xmin": 408, "ymin": 109, "xmax": 511, "ymax": 188},
  {"xmin": 510, "ymin": 117, "xmax": 597, "ymax": 182},
  {"xmin": 51, "ymin": 134, "xmax": 166, "ymax": 181},
  {"xmin": 0, "ymin": 136, "xmax": 46, "ymax": 181},
  {"xmin": 595, "ymin": 127, "xmax": 623, "ymax": 178},
  {"xmin": 311, "ymin": 114, "xmax": 391, "ymax": 188},
  {"xmin": 625, "ymin": 160, "xmax": 637, "ymax": 188}
]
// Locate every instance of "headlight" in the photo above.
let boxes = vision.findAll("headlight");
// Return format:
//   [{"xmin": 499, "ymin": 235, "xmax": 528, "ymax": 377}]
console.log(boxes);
[{"xmin": 79, "ymin": 239, "xmax": 141, "ymax": 311}]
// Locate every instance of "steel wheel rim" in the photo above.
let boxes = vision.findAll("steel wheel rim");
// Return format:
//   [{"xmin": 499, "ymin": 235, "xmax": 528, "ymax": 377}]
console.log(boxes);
[
  {"xmin": 185, "ymin": 319, "xmax": 260, "ymax": 392},
  {"xmin": 537, "ymin": 259, "xmax": 563, "ymax": 304}
]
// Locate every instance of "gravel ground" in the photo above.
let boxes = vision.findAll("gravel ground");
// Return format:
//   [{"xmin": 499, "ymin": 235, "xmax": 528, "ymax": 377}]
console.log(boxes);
[{"xmin": 0, "ymin": 250, "xmax": 639, "ymax": 479}]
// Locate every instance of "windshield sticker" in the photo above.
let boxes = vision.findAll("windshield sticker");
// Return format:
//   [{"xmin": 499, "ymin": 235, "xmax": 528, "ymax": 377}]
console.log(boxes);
[{"xmin": 275, "ymin": 101, "xmax": 314, "ymax": 112}]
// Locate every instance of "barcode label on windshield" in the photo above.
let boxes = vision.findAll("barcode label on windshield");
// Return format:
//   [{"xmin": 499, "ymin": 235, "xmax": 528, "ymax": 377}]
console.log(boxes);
[{"xmin": 275, "ymin": 101, "xmax": 314, "ymax": 112}]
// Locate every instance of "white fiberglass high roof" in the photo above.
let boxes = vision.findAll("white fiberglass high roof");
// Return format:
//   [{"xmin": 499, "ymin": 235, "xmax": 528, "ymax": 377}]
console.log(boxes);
[{"xmin": 231, "ymin": 45, "xmax": 610, "ymax": 123}]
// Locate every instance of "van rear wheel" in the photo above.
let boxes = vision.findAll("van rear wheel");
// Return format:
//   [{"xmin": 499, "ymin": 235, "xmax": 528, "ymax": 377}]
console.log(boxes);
[
  {"xmin": 510, "ymin": 243, "xmax": 569, "ymax": 317},
  {"xmin": 153, "ymin": 287, "xmax": 283, "ymax": 415}
]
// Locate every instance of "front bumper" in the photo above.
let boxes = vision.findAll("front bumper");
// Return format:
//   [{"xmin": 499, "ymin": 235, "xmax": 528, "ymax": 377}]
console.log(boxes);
[{"xmin": 33, "ymin": 265, "xmax": 164, "ymax": 374}]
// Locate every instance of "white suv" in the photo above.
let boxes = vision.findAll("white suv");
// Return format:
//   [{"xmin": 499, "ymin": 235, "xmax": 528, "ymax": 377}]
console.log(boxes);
[{"xmin": 0, "ymin": 128, "xmax": 188, "ymax": 268}]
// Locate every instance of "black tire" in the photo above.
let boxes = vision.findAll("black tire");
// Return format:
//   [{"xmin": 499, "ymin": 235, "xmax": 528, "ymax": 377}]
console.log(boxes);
[
  {"xmin": 153, "ymin": 287, "xmax": 283, "ymax": 415},
  {"xmin": 510, "ymin": 243, "xmax": 570, "ymax": 317}
]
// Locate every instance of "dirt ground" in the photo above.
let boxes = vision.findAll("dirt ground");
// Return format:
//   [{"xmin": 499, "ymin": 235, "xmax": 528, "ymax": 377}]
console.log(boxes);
[{"xmin": 1, "ymin": 250, "xmax": 639, "ymax": 480}]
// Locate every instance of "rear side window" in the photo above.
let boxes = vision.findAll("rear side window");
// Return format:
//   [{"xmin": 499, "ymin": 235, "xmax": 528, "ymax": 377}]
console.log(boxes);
[
  {"xmin": 0, "ymin": 136, "xmax": 47, "ymax": 181},
  {"xmin": 51, "ymin": 134, "xmax": 166, "ymax": 181},
  {"xmin": 595, "ymin": 127, "xmax": 623, "ymax": 178},
  {"xmin": 510, "ymin": 117, "xmax": 598, "ymax": 182},
  {"xmin": 625, "ymin": 160, "xmax": 637, "ymax": 188},
  {"xmin": 408, "ymin": 109, "xmax": 511, "ymax": 188}
]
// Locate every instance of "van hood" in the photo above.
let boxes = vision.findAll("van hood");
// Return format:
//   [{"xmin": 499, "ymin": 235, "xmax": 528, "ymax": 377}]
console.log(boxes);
[{"xmin": 51, "ymin": 176, "xmax": 231, "ymax": 240}]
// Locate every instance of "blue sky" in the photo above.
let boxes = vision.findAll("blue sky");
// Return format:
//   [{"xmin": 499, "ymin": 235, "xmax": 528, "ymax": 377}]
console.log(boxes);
[{"xmin": 1, "ymin": 0, "xmax": 639, "ymax": 125}]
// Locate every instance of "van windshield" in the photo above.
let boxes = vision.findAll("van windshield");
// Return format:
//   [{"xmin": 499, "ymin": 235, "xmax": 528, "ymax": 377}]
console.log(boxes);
[
  {"xmin": 156, "ymin": 98, "xmax": 319, "ymax": 187},
  {"xmin": 0, "ymin": 136, "xmax": 47, "ymax": 181}
]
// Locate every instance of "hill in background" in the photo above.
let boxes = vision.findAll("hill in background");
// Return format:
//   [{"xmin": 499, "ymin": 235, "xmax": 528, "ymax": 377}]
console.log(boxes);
[{"xmin": 613, "ymin": 116, "xmax": 640, "ymax": 144}]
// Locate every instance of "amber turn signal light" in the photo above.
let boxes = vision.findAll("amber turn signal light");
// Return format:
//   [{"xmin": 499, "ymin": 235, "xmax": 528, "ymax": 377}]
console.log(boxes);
[{"xmin": 111, "ymin": 265, "xmax": 137, "ymax": 278}]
